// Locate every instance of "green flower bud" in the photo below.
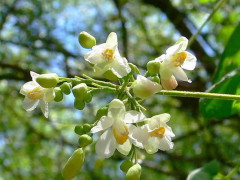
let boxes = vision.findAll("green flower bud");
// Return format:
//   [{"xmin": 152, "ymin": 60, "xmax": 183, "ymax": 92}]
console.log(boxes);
[
  {"xmin": 74, "ymin": 125, "xmax": 85, "ymax": 135},
  {"xmin": 96, "ymin": 107, "xmax": 108, "ymax": 120},
  {"xmin": 78, "ymin": 31, "xmax": 96, "ymax": 49},
  {"xmin": 150, "ymin": 76, "xmax": 160, "ymax": 84},
  {"xmin": 72, "ymin": 83, "xmax": 88, "ymax": 100},
  {"xmin": 147, "ymin": 61, "xmax": 161, "ymax": 75},
  {"xmin": 60, "ymin": 82, "xmax": 71, "ymax": 95},
  {"xmin": 83, "ymin": 123, "xmax": 92, "ymax": 133},
  {"xmin": 103, "ymin": 70, "xmax": 119, "ymax": 81},
  {"xmin": 74, "ymin": 99, "xmax": 85, "ymax": 110},
  {"xmin": 84, "ymin": 92, "xmax": 92, "ymax": 103},
  {"xmin": 78, "ymin": 134, "xmax": 93, "ymax": 147},
  {"xmin": 36, "ymin": 73, "xmax": 59, "ymax": 88},
  {"xmin": 62, "ymin": 148, "xmax": 85, "ymax": 180},
  {"xmin": 126, "ymin": 164, "xmax": 141, "ymax": 180},
  {"xmin": 129, "ymin": 63, "xmax": 141, "ymax": 74},
  {"xmin": 54, "ymin": 87, "xmax": 63, "ymax": 102},
  {"xmin": 120, "ymin": 160, "xmax": 134, "ymax": 173}
]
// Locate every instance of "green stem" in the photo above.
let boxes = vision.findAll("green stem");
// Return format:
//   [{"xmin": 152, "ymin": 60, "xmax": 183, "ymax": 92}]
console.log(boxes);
[
  {"xmin": 126, "ymin": 90, "xmax": 146, "ymax": 111},
  {"xmin": 82, "ymin": 74, "xmax": 117, "ymax": 88},
  {"xmin": 225, "ymin": 162, "xmax": 240, "ymax": 179},
  {"xmin": 188, "ymin": 0, "xmax": 226, "ymax": 48},
  {"xmin": 158, "ymin": 90, "xmax": 240, "ymax": 101}
]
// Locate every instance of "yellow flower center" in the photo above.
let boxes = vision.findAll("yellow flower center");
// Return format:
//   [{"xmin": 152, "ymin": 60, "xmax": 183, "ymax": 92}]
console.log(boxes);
[
  {"xmin": 112, "ymin": 123, "xmax": 129, "ymax": 145},
  {"xmin": 171, "ymin": 52, "xmax": 187, "ymax": 67},
  {"xmin": 149, "ymin": 127, "xmax": 165, "ymax": 138},
  {"xmin": 102, "ymin": 49, "xmax": 114, "ymax": 62},
  {"xmin": 27, "ymin": 87, "xmax": 43, "ymax": 100}
]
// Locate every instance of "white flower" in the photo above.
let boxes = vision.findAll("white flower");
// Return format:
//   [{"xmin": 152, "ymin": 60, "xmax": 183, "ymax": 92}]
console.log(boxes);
[
  {"xmin": 91, "ymin": 99, "xmax": 146, "ymax": 158},
  {"xmin": 154, "ymin": 37, "xmax": 197, "ymax": 89},
  {"xmin": 20, "ymin": 71, "xmax": 55, "ymax": 118},
  {"xmin": 131, "ymin": 75, "xmax": 161, "ymax": 99},
  {"xmin": 84, "ymin": 32, "xmax": 131, "ymax": 78},
  {"xmin": 129, "ymin": 113, "xmax": 175, "ymax": 154}
]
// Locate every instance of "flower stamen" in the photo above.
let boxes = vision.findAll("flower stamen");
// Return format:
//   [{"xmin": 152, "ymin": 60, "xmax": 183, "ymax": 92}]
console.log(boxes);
[
  {"xmin": 27, "ymin": 87, "xmax": 43, "ymax": 100},
  {"xmin": 171, "ymin": 52, "xmax": 187, "ymax": 67},
  {"xmin": 102, "ymin": 49, "xmax": 114, "ymax": 62},
  {"xmin": 112, "ymin": 125, "xmax": 129, "ymax": 145},
  {"xmin": 149, "ymin": 127, "xmax": 165, "ymax": 138}
]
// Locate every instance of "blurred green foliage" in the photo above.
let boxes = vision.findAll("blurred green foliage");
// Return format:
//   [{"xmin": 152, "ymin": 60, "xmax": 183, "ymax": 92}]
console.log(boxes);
[{"xmin": 0, "ymin": 0, "xmax": 240, "ymax": 179}]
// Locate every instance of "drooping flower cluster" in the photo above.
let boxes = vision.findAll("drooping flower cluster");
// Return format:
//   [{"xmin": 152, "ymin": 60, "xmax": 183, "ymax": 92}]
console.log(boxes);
[{"xmin": 19, "ymin": 32, "xmax": 198, "ymax": 180}]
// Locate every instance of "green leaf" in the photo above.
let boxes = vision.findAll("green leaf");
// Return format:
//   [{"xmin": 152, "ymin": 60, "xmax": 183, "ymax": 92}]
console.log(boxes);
[
  {"xmin": 200, "ymin": 69, "xmax": 240, "ymax": 119},
  {"xmin": 213, "ymin": 23, "xmax": 240, "ymax": 83},
  {"xmin": 200, "ymin": 23, "xmax": 240, "ymax": 119},
  {"xmin": 187, "ymin": 160, "xmax": 219, "ymax": 180}
]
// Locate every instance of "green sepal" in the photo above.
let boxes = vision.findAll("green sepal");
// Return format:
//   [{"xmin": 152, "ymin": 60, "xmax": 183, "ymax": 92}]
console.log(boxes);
[{"xmin": 54, "ymin": 87, "xmax": 63, "ymax": 102}]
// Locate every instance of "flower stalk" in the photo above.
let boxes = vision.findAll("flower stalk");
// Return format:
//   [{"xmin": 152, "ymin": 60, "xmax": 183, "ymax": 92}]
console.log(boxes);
[{"xmin": 158, "ymin": 90, "xmax": 240, "ymax": 101}]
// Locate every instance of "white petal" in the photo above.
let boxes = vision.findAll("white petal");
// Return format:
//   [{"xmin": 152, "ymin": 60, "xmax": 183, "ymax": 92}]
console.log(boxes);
[
  {"xmin": 165, "ymin": 126, "xmax": 175, "ymax": 138},
  {"xmin": 129, "ymin": 125, "xmax": 149, "ymax": 149},
  {"xmin": 43, "ymin": 88, "xmax": 55, "ymax": 102},
  {"xmin": 106, "ymin": 32, "xmax": 118, "ymax": 50},
  {"xmin": 23, "ymin": 97, "xmax": 39, "ymax": 111},
  {"xmin": 116, "ymin": 139, "xmax": 132, "ymax": 156},
  {"xmin": 173, "ymin": 67, "xmax": 188, "ymax": 81},
  {"xmin": 154, "ymin": 54, "xmax": 166, "ymax": 62},
  {"xmin": 84, "ymin": 44, "xmax": 106, "ymax": 65},
  {"xmin": 91, "ymin": 116, "xmax": 114, "ymax": 133},
  {"xmin": 20, "ymin": 81, "xmax": 39, "ymax": 95},
  {"xmin": 166, "ymin": 37, "xmax": 188, "ymax": 55},
  {"xmin": 123, "ymin": 111, "xmax": 146, "ymax": 123},
  {"xmin": 158, "ymin": 136, "xmax": 174, "ymax": 151},
  {"xmin": 151, "ymin": 113, "xmax": 171, "ymax": 124},
  {"xmin": 30, "ymin": 71, "xmax": 40, "ymax": 82},
  {"xmin": 144, "ymin": 137, "xmax": 160, "ymax": 154},
  {"xmin": 108, "ymin": 99, "xmax": 126, "ymax": 119},
  {"xmin": 181, "ymin": 52, "xmax": 197, "ymax": 70},
  {"xmin": 40, "ymin": 100, "xmax": 48, "ymax": 118},
  {"xmin": 95, "ymin": 129, "xmax": 116, "ymax": 158},
  {"xmin": 159, "ymin": 62, "xmax": 173, "ymax": 80},
  {"xmin": 111, "ymin": 56, "xmax": 131, "ymax": 78}
]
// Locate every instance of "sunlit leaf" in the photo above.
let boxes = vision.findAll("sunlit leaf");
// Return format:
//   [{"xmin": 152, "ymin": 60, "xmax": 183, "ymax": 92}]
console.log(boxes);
[
  {"xmin": 187, "ymin": 160, "xmax": 219, "ymax": 180},
  {"xmin": 200, "ymin": 69, "xmax": 240, "ymax": 118}
]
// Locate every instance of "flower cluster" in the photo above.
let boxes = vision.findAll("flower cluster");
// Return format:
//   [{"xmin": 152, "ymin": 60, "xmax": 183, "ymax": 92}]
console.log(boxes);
[
  {"xmin": 20, "ymin": 32, "xmax": 197, "ymax": 180},
  {"xmin": 91, "ymin": 99, "xmax": 175, "ymax": 158}
]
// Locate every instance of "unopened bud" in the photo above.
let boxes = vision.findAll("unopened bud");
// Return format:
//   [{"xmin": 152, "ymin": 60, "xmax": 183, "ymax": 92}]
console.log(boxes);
[
  {"xmin": 60, "ymin": 82, "xmax": 71, "ymax": 95},
  {"xmin": 54, "ymin": 87, "xmax": 63, "ymax": 102},
  {"xmin": 72, "ymin": 83, "xmax": 88, "ymax": 100},
  {"xmin": 96, "ymin": 107, "xmax": 108, "ymax": 120},
  {"xmin": 161, "ymin": 75, "xmax": 178, "ymax": 90},
  {"xmin": 36, "ymin": 73, "xmax": 59, "ymax": 88},
  {"xmin": 132, "ymin": 75, "xmax": 161, "ymax": 99},
  {"xmin": 147, "ymin": 61, "xmax": 161, "ymax": 75},
  {"xmin": 129, "ymin": 63, "xmax": 141, "ymax": 74},
  {"xmin": 74, "ymin": 125, "xmax": 85, "ymax": 135},
  {"xmin": 78, "ymin": 31, "xmax": 96, "ymax": 49},
  {"xmin": 150, "ymin": 76, "xmax": 160, "ymax": 84},
  {"xmin": 120, "ymin": 160, "xmax": 134, "ymax": 173},
  {"xmin": 103, "ymin": 70, "xmax": 119, "ymax": 81},
  {"xmin": 84, "ymin": 92, "xmax": 92, "ymax": 103},
  {"xmin": 62, "ymin": 148, "xmax": 85, "ymax": 180},
  {"xmin": 78, "ymin": 134, "xmax": 93, "ymax": 147},
  {"xmin": 126, "ymin": 164, "xmax": 141, "ymax": 180},
  {"xmin": 74, "ymin": 99, "xmax": 85, "ymax": 110},
  {"xmin": 83, "ymin": 124, "xmax": 92, "ymax": 133}
]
